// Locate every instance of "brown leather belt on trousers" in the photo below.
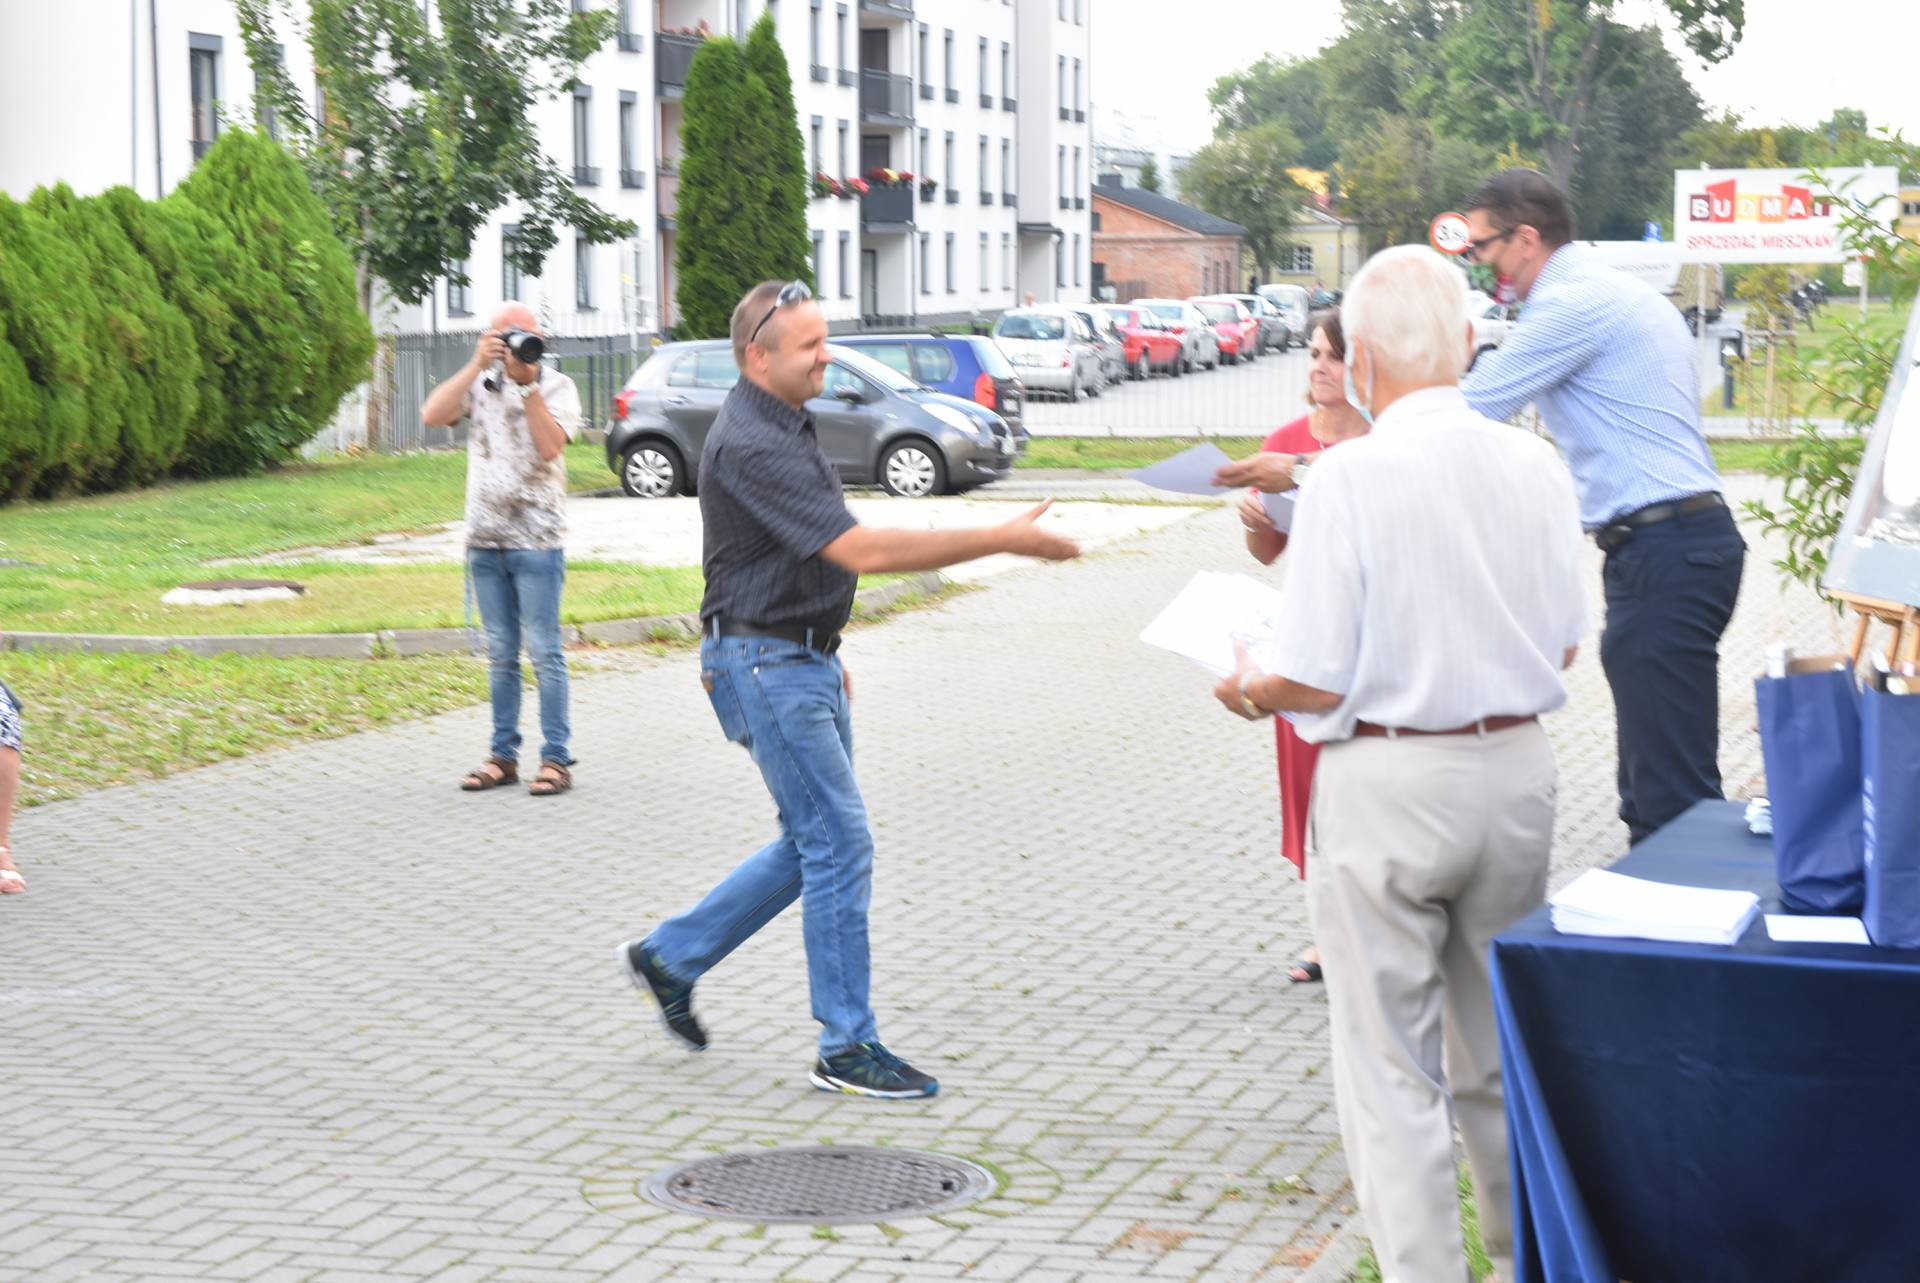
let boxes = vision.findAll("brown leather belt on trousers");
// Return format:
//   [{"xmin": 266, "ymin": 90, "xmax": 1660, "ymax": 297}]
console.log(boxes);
[{"xmin": 1351, "ymin": 714, "xmax": 1537, "ymax": 739}]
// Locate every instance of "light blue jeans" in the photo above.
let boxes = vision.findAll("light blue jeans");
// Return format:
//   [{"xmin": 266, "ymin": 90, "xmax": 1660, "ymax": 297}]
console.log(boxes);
[
  {"xmin": 647, "ymin": 635, "xmax": 877, "ymax": 1055},
  {"xmin": 467, "ymin": 547, "xmax": 571, "ymax": 767}
]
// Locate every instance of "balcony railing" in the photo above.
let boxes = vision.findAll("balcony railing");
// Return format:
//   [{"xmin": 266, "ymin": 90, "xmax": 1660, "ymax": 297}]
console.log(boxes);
[
  {"xmin": 860, "ymin": 185, "xmax": 915, "ymax": 227},
  {"xmin": 1074, "ymin": 197, "xmax": 1085, "ymax": 210},
  {"xmin": 945, "ymin": 189, "xmax": 959, "ymax": 205},
  {"xmin": 656, "ymin": 33, "xmax": 702, "ymax": 95},
  {"xmin": 859, "ymin": 69, "xmax": 913, "ymax": 123},
  {"xmin": 944, "ymin": 87, "xmax": 959, "ymax": 103},
  {"xmin": 617, "ymin": 30, "xmax": 643, "ymax": 52},
  {"xmin": 1058, "ymin": 106, "xmax": 1068, "ymax": 121},
  {"xmin": 620, "ymin": 168, "xmax": 647, "ymax": 189},
  {"xmin": 920, "ymin": 186, "xmax": 934, "ymax": 204},
  {"xmin": 1074, "ymin": 109, "xmax": 1085, "ymax": 123},
  {"xmin": 979, "ymin": 191, "xmax": 992, "ymax": 206},
  {"xmin": 1002, "ymin": 96, "xmax": 1016, "ymax": 111},
  {"xmin": 812, "ymin": 64, "xmax": 829, "ymax": 82},
  {"xmin": 1002, "ymin": 193, "xmax": 1015, "ymax": 206},
  {"xmin": 1058, "ymin": 196, "xmax": 1069, "ymax": 210},
  {"xmin": 858, "ymin": 0, "xmax": 913, "ymax": 17},
  {"xmin": 979, "ymin": 92, "xmax": 993, "ymax": 108},
  {"xmin": 920, "ymin": 81, "xmax": 933, "ymax": 100},
  {"xmin": 574, "ymin": 165, "xmax": 601, "ymax": 187}
]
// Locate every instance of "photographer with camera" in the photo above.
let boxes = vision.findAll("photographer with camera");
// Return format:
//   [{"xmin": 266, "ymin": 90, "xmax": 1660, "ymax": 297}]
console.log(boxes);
[{"xmin": 422, "ymin": 303, "xmax": 585, "ymax": 797}]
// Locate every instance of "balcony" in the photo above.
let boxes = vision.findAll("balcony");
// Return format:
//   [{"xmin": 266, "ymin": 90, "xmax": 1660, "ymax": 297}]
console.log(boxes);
[
  {"xmin": 945, "ymin": 189, "xmax": 959, "ymax": 205},
  {"xmin": 1074, "ymin": 109, "xmax": 1085, "ymax": 123},
  {"xmin": 859, "ymin": 70, "xmax": 913, "ymax": 125},
  {"xmin": 1002, "ymin": 193, "xmax": 1015, "ymax": 206},
  {"xmin": 620, "ymin": 168, "xmax": 647, "ymax": 189},
  {"xmin": 979, "ymin": 191, "xmax": 992, "ymax": 207},
  {"xmin": 658, "ymin": 169, "xmax": 680, "ymax": 229},
  {"xmin": 920, "ymin": 186, "xmax": 934, "ymax": 204},
  {"xmin": 1058, "ymin": 106, "xmax": 1068, "ymax": 121},
  {"xmin": 1074, "ymin": 197, "xmax": 1084, "ymax": 210},
  {"xmin": 574, "ymin": 165, "xmax": 601, "ymax": 187},
  {"xmin": 1058, "ymin": 196, "xmax": 1068, "ymax": 210},
  {"xmin": 860, "ymin": 185, "xmax": 915, "ymax": 228},
  {"xmin": 1002, "ymin": 96, "xmax": 1015, "ymax": 111},
  {"xmin": 858, "ymin": 0, "xmax": 913, "ymax": 17},
  {"xmin": 657, "ymin": 33, "xmax": 702, "ymax": 96},
  {"xmin": 919, "ymin": 80, "xmax": 933, "ymax": 100},
  {"xmin": 617, "ymin": 30, "xmax": 643, "ymax": 52},
  {"xmin": 979, "ymin": 92, "xmax": 992, "ymax": 109},
  {"xmin": 811, "ymin": 64, "xmax": 828, "ymax": 81},
  {"xmin": 944, "ymin": 87, "xmax": 959, "ymax": 104},
  {"xmin": 839, "ymin": 67, "xmax": 855, "ymax": 87}
]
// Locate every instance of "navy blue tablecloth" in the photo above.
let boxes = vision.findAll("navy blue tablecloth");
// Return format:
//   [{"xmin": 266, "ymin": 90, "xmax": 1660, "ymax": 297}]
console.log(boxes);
[{"xmin": 1491, "ymin": 800, "xmax": 1920, "ymax": 1283}]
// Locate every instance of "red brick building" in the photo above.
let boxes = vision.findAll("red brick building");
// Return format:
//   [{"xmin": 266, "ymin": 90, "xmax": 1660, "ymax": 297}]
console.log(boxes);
[{"xmin": 1091, "ymin": 178, "xmax": 1248, "ymax": 302}]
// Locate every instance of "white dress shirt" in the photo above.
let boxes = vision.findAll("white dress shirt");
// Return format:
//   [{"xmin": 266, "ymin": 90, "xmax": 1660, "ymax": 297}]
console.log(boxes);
[{"xmin": 1257, "ymin": 385, "xmax": 1588, "ymax": 744}]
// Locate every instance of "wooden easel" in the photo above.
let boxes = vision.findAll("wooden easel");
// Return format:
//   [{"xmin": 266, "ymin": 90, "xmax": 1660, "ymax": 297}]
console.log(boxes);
[{"xmin": 1834, "ymin": 591, "xmax": 1920, "ymax": 671}]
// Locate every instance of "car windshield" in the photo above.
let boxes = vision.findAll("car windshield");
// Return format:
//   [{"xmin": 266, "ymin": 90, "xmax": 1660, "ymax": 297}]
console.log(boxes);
[
  {"xmin": 969, "ymin": 338, "xmax": 1016, "ymax": 378},
  {"xmin": 995, "ymin": 314, "xmax": 1066, "ymax": 341},
  {"xmin": 1102, "ymin": 308, "xmax": 1134, "ymax": 326},
  {"xmin": 1142, "ymin": 303, "xmax": 1183, "ymax": 322},
  {"xmin": 1195, "ymin": 302, "xmax": 1237, "ymax": 324},
  {"xmin": 828, "ymin": 343, "xmax": 922, "ymax": 391}
]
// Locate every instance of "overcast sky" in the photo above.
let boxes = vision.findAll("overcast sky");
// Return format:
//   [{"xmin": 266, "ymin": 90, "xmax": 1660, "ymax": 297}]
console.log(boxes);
[{"xmin": 1091, "ymin": 0, "xmax": 1919, "ymax": 159}]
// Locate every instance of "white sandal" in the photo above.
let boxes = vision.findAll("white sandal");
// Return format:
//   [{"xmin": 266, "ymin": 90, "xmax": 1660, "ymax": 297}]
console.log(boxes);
[{"xmin": 0, "ymin": 846, "xmax": 22, "ymax": 893}]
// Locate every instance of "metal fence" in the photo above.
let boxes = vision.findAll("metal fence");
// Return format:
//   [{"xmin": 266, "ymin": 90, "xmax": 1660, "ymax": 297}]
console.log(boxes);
[{"xmin": 365, "ymin": 330, "xmax": 647, "ymax": 453}]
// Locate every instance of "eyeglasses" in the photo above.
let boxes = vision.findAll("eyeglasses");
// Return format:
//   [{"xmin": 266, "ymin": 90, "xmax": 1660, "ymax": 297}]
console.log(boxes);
[
  {"xmin": 1461, "ymin": 228, "xmax": 1516, "ymax": 265},
  {"xmin": 748, "ymin": 280, "xmax": 813, "ymax": 347}
]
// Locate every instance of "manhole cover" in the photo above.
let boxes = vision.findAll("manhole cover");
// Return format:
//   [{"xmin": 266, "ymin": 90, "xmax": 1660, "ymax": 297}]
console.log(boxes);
[{"xmin": 639, "ymin": 1146, "xmax": 994, "ymax": 1224}]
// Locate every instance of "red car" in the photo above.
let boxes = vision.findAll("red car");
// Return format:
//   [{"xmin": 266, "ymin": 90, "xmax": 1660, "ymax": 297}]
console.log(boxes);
[
  {"xmin": 1190, "ymin": 295, "xmax": 1262, "ymax": 365},
  {"xmin": 1101, "ymin": 305, "xmax": 1186, "ymax": 379}
]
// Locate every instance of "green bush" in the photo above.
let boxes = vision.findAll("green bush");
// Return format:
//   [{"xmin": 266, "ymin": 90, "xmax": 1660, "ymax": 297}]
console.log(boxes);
[{"xmin": 0, "ymin": 195, "xmax": 109, "ymax": 496}]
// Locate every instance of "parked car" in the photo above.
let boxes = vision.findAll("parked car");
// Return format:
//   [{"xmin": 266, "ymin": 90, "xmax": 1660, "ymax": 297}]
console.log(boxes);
[
  {"xmin": 832, "ymin": 332, "xmax": 1026, "ymax": 435},
  {"xmin": 1256, "ymin": 283, "xmax": 1312, "ymax": 348},
  {"xmin": 605, "ymin": 340, "xmax": 1020, "ymax": 498},
  {"xmin": 991, "ymin": 308, "xmax": 1105, "ymax": 401},
  {"xmin": 1059, "ymin": 305, "xmax": 1130, "ymax": 387},
  {"xmin": 1130, "ymin": 298, "xmax": 1221, "ymax": 372},
  {"xmin": 1191, "ymin": 296, "xmax": 1261, "ymax": 364},
  {"xmin": 1465, "ymin": 290, "xmax": 1516, "ymax": 366},
  {"xmin": 1100, "ymin": 305, "xmax": 1185, "ymax": 378},
  {"xmin": 1229, "ymin": 293, "xmax": 1290, "ymax": 353}
]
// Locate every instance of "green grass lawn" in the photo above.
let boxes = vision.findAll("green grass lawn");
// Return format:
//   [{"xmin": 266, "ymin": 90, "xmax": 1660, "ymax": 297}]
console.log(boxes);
[
  {"xmin": 1017, "ymin": 434, "xmax": 1785, "ymax": 475},
  {"xmin": 1702, "ymin": 297, "xmax": 1911, "ymax": 419}
]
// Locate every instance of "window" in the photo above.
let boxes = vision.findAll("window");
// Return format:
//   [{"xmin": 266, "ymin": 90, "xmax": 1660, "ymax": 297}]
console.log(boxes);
[
  {"xmin": 617, "ymin": 0, "xmax": 642, "ymax": 49},
  {"xmin": 1001, "ymin": 233, "xmax": 1011, "ymax": 289},
  {"xmin": 979, "ymin": 232, "xmax": 989, "ymax": 289},
  {"xmin": 1072, "ymin": 146, "xmax": 1081, "ymax": 203},
  {"xmin": 945, "ymin": 232, "xmax": 956, "ymax": 293},
  {"xmin": 944, "ymin": 131, "xmax": 955, "ymax": 188},
  {"xmin": 1073, "ymin": 59, "xmax": 1082, "ymax": 116},
  {"xmin": 839, "ymin": 230, "xmax": 851, "ymax": 297},
  {"xmin": 1057, "ymin": 56, "xmax": 1066, "ymax": 118},
  {"xmin": 920, "ymin": 233, "xmax": 931, "ymax": 294},
  {"xmin": 913, "ymin": 344, "xmax": 957, "ymax": 384},
  {"xmin": 837, "ymin": 6, "xmax": 848, "ymax": 80},
  {"xmin": 502, "ymin": 225, "xmax": 524, "ymax": 301},
  {"xmin": 256, "ymin": 42, "xmax": 285, "ymax": 140},
  {"xmin": 1001, "ymin": 140, "xmax": 1011, "ymax": 196},
  {"xmin": 1057, "ymin": 145, "xmax": 1065, "ymax": 201},
  {"xmin": 978, "ymin": 135, "xmax": 988, "ymax": 198},
  {"xmin": 821, "ymin": 362, "xmax": 872, "ymax": 400},
  {"xmin": 860, "ymin": 343, "xmax": 915, "ymax": 376},
  {"xmin": 810, "ymin": 117, "xmax": 823, "ymax": 175},
  {"xmin": 838, "ymin": 120, "xmax": 848, "ymax": 176},
  {"xmin": 810, "ymin": 1, "xmax": 822, "ymax": 75},
  {"xmin": 1056, "ymin": 241, "xmax": 1064, "ymax": 288},
  {"xmin": 918, "ymin": 128, "xmax": 930, "ymax": 179},
  {"xmin": 1058, "ymin": 0, "xmax": 1066, "ymax": 16},
  {"xmin": 447, "ymin": 260, "xmax": 471, "ymax": 317},
  {"xmin": 693, "ymin": 350, "xmax": 741, "ymax": 389},
  {"xmin": 189, "ymin": 33, "xmax": 221, "ymax": 160},
  {"xmin": 576, "ymin": 236, "xmax": 593, "ymax": 309},
  {"xmin": 943, "ymin": 30, "xmax": 954, "ymax": 97},
  {"xmin": 572, "ymin": 86, "xmax": 596, "ymax": 185},
  {"xmin": 812, "ymin": 230, "xmax": 825, "ymax": 289},
  {"xmin": 918, "ymin": 24, "xmax": 930, "ymax": 97},
  {"xmin": 1283, "ymin": 244, "xmax": 1315, "ymax": 273},
  {"xmin": 1074, "ymin": 0, "xmax": 1082, "ymax": 22},
  {"xmin": 1073, "ymin": 234, "xmax": 1081, "ymax": 286},
  {"xmin": 978, "ymin": 37, "xmax": 989, "ymax": 99},
  {"xmin": 1001, "ymin": 43, "xmax": 1011, "ymax": 102},
  {"xmin": 619, "ymin": 92, "xmax": 639, "ymax": 185}
]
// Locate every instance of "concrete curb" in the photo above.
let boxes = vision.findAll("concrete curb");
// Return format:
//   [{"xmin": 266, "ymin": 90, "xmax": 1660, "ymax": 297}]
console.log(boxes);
[{"xmin": 0, "ymin": 572, "xmax": 948, "ymax": 660}]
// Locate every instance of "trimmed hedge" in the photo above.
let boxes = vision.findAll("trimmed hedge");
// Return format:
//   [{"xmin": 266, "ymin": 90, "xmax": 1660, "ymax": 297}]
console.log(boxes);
[{"xmin": 0, "ymin": 129, "xmax": 373, "ymax": 500}]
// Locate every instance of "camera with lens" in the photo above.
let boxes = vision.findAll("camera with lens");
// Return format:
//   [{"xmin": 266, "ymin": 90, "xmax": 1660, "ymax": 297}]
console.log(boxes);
[{"xmin": 501, "ymin": 328, "xmax": 545, "ymax": 364}]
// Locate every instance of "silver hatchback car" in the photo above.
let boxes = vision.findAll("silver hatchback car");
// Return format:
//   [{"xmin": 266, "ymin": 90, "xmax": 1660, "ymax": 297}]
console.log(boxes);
[{"xmin": 992, "ymin": 308, "xmax": 1105, "ymax": 401}]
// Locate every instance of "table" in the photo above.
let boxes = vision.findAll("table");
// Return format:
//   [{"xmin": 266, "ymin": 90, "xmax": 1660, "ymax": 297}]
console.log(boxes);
[{"xmin": 1491, "ymin": 800, "xmax": 1920, "ymax": 1283}]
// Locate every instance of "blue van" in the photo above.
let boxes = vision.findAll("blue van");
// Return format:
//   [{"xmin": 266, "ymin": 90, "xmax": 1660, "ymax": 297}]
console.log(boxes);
[{"xmin": 833, "ymin": 333, "xmax": 1026, "ymax": 437}]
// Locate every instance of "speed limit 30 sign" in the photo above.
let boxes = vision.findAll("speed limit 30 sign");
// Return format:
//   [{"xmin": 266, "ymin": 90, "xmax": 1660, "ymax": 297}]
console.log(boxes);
[{"xmin": 1430, "ymin": 212, "xmax": 1472, "ymax": 256}]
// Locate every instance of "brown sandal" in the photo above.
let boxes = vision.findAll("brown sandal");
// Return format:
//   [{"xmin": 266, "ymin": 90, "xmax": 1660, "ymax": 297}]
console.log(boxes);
[
  {"xmin": 528, "ymin": 760, "xmax": 572, "ymax": 797},
  {"xmin": 460, "ymin": 757, "xmax": 519, "ymax": 791}
]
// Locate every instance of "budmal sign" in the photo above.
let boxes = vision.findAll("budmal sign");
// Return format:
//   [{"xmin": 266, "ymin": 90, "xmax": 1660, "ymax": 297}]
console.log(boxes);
[{"xmin": 1671, "ymin": 166, "xmax": 1898, "ymax": 263}]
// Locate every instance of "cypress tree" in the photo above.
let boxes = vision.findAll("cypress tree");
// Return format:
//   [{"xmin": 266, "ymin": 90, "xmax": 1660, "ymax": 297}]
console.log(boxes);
[
  {"xmin": 27, "ymin": 184, "xmax": 199, "ymax": 486},
  {"xmin": 0, "ymin": 195, "xmax": 113, "ymax": 494},
  {"xmin": 0, "ymin": 314, "xmax": 39, "ymax": 499},
  {"xmin": 744, "ymin": 13, "xmax": 815, "ymax": 289},
  {"xmin": 677, "ymin": 37, "xmax": 770, "ymax": 339}
]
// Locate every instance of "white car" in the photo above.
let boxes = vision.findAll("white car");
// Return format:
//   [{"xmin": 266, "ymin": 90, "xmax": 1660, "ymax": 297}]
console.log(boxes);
[{"xmin": 1467, "ymin": 291, "xmax": 1516, "ymax": 362}]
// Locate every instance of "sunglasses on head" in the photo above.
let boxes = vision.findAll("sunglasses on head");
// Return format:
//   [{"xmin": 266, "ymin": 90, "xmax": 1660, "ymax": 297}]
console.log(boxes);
[{"xmin": 749, "ymin": 280, "xmax": 813, "ymax": 347}]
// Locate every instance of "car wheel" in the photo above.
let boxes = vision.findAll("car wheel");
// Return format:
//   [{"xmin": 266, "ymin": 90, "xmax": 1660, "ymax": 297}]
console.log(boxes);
[
  {"xmin": 620, "ymin": 440, "xmax": 683, "ymax": 498},
  {"xmin": 878, "ymin": 438, "xmax": 947, "ymax": 497}
]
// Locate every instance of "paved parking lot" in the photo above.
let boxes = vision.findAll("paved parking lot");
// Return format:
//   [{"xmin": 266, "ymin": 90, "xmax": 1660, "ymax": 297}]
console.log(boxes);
[
  {"xmin": 1021, "ymin": 347, "xmax": 1311, "ymax": 438},
  {"xmin": 0, "ymin": 476, "xmax": 1849, "ymax": 1281}
]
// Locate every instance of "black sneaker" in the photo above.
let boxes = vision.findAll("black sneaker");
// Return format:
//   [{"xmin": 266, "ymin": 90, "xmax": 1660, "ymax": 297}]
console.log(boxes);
[
  {"xmin": 810, "ymin": 1042, "xmax": 939, "ymax": 1098},
  {"xmin": 618, "ymin": 939, "xmax": 707, "ymax": 1051}
]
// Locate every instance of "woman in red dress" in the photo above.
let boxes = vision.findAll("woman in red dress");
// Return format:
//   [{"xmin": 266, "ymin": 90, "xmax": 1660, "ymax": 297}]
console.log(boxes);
[{"xmin": 1222, "ymin": 309, "xmax": 1368, "ymax": 983}]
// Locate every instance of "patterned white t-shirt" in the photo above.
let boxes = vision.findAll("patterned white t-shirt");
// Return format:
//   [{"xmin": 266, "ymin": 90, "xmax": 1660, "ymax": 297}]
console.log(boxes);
[{"xmin": 460, "ymin": 366, "xmax": 584, "ymax": 551}]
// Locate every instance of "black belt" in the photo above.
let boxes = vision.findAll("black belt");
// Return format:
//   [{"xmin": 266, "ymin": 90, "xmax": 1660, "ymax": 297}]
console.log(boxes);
[
  {"xmin": 707, "ymin": 618, "xmax": 842, "ymax": 655},
  {"xmin": 1595, "ymin": 492, "xmax": 1725, "ymax": 552}
]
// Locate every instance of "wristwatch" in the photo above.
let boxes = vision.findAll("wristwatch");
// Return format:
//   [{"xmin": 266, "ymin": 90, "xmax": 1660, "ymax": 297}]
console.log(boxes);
[
  {"xmin": 1289, "ymin": 455, "xmax": 1312, "ymax": 486},
  {"xmin": 513, "ymin": 380, "xmax": 537, "ymax": 401},
  {"xmin": 1238, "ymin": 670, "xmax": 1270, "ymax": 719}
]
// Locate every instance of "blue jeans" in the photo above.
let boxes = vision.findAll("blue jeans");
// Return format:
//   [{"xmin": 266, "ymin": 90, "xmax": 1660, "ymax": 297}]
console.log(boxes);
[
  {"xmin": 647, "ymin": 635, "xmax": 877, "ymax": 1055},
  {"xmin": 467, "ymin": 547, "xmax": 571, "ymax": 767}
]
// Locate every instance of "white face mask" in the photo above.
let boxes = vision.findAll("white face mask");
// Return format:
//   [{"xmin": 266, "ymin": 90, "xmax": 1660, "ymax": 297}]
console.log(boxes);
[{"xmin": 1343, "ymin": 343, "xmax": 1376, "ymax": 425}]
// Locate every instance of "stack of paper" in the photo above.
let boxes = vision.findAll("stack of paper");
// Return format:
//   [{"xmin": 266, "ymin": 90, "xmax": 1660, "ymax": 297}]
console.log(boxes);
[
  {"xmin": 1549, "ymin": 868, "xmax": 1760, "ymax": 945},
  {"xmin": 1139, "ymin": 571, "xmax": 1287, "ymax": 677}
]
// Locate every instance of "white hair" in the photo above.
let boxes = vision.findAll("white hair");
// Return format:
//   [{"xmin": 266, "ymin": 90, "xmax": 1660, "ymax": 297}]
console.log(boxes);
[{"xmin": 1341, "ymin": 245, "xmax": 1469, "ymax": 388}]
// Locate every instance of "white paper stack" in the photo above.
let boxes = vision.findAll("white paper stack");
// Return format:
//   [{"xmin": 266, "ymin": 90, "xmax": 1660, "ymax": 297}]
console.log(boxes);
[
  {"xmin": 1549, "ymin": 868, "xmax": 1761, "ymax": 946},
  {"xmin": 1139, "ymin": 571, "xmax": 1288, "ymax": 677}
]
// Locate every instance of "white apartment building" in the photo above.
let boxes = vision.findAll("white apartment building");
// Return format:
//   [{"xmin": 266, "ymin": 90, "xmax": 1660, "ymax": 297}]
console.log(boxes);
[{"xmin": 0, "ymin": 0, "xmax": 1091, "ymax": 337}]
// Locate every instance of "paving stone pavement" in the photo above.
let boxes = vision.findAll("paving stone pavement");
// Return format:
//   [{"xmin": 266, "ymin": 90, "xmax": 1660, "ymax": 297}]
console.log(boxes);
[{"xmin": 0, "ymin": 475, "xmax": 1847, "ymax": 1283}]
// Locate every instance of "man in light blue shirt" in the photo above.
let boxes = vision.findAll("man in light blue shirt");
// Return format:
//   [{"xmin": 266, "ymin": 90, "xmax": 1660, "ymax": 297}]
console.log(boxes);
[{"xmin": 1462, "ymin": 169, "xmax": 1745, "ymax": 844}]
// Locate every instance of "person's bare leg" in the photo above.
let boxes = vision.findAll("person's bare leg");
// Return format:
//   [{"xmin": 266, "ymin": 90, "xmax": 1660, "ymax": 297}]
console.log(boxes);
[{"xmin": 0, "ymin": 746, "xmax": 22, "ymax": 893}]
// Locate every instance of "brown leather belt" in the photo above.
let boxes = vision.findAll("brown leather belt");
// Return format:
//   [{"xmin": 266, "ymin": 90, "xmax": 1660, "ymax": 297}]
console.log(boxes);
[{"xmin": 1352, "ymin": 714, "xmax": 1537, "ymax": 739}]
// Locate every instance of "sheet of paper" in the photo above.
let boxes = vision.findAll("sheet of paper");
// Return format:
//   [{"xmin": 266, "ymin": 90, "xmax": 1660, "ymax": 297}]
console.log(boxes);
[
  {"xmin": 1261, "ymin": 490, "xmax": 1297, "ymax": 532},
  {"xmin": 1139, "ymin": 570, "xmax": 1288, "ymax": 677},
  {"xmin": 1128, "ymin": 443, "xmax": 1236, "ymax": 496},
  {"xmin": 1764, "ymin": 914, "xmax": 1871, "ymax": 945},
  {"xmin": 1549, "ymin": 868, "xmax": 1760, "ymax": 945}
]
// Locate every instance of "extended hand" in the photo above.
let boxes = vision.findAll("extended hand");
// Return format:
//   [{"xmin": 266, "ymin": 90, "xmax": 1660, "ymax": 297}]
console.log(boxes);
[
  {"xmin": 999, "ymin": 499, "xmax": 1082, "ymax": 561},
  {"xmin": 1213, "ymin": 640, "xmax": 1268, "ymax": 720},
  {"xmin": 1213, "ymin": 452, "xmax": 1299, "ymax": 493}
]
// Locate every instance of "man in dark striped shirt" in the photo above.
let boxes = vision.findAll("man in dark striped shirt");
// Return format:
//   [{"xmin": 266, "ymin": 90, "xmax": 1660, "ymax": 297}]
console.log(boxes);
[{"xmin": 621, "ymin": 280, "xmax": 1079, "ymax": 1099}]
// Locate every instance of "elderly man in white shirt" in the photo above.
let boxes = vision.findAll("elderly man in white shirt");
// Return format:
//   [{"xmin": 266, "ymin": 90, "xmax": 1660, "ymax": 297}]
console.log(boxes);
[{"xmin": 1215, "ymin": 245, "xmax": 1587, "ymax": 1283}]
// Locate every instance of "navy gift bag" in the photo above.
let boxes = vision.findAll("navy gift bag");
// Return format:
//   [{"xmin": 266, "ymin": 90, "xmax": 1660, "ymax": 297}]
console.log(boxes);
[
  {"xmin": 1863, "ymin": 683, "xmax": 1920, "ymax": 947},
  {"xmin": 1756, "ymin": 659, "xmax": 1865, "ymax": 913}
]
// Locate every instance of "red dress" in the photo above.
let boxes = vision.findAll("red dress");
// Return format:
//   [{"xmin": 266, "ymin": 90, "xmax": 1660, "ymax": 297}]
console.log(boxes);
[{"xmin": 1260, "ymin": 416, "xmax": 1323, "ymax": 878}]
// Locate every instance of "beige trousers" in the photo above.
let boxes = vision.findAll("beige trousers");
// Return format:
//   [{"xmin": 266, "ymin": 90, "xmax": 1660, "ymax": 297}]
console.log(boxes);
[{"xmin": 1307, "ymin": 722, "xmax": 1556, "ymax": 1283}]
